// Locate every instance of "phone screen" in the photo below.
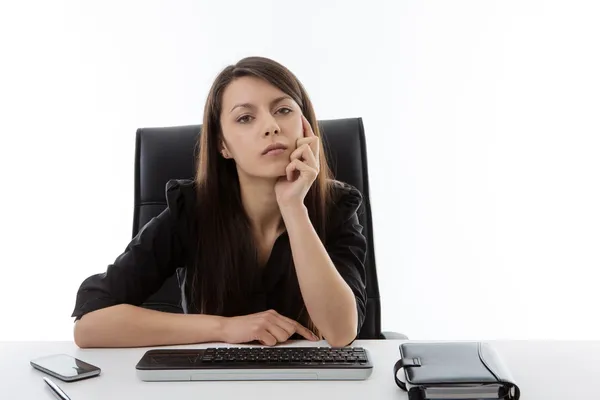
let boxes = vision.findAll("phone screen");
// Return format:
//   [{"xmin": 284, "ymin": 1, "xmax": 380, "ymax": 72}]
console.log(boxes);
[{"xmin": 31, "ymin": 354, "xmax": 100, "ymax": 379}]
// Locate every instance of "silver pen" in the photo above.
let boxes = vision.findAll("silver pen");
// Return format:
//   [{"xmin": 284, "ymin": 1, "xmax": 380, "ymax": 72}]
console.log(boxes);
[{"xmin": 43, "ymin": 377, "xmax": 72, "ymax": 400}]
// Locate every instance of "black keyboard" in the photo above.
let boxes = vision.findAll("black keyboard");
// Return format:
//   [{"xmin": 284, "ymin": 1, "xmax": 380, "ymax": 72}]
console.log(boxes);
[
  {"xmin": 205, "ymin": 347, "xmax": 369, "ymax": 364},
  {"xmin": 136, "ymin": 347, "xmax": 373, "ymax": 381}
]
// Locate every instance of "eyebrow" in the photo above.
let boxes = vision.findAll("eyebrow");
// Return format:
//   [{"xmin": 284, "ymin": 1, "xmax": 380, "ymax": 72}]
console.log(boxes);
[{"xmin": 229, "ymin": 95, "xmax": 293, "ymax": 113}]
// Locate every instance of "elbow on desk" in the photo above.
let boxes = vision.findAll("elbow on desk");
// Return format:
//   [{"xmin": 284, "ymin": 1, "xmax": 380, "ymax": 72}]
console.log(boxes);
[
  {"xmin": 320, "ymin": 317, "xmax": 359, "ymax": 347},
  {"xmin": 73, "ymin": 320, "xmax": 88, "ymax": 349},
  {"xmin": 73, "ymin": 317, "xmax": 96, "ymax": 349},
  {"xmin": 324, "ymin": 330, "xmax": 358, "ymax": 348}
]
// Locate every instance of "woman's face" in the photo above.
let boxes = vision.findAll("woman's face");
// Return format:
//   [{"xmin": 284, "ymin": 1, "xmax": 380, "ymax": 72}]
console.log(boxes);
[{"xmin": 219, "ymin": 76, "xmax": 304, "ymax": 180}]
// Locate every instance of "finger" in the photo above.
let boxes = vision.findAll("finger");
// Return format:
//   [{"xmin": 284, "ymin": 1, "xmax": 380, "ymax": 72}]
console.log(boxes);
[
  {"xmin": 256, "ymin": 330, "xmax": 278, "ymax": 346},
  {"xmin": 274, "ymin": 314, "xmax": 319, "ymax": 341},
  {"xmin": 295, "ymin": 322, "xmax": 319, "ymax": 341},
  {"xmin": 288, "ymin": 159, "xmax": 317, "ymax": 179},
  {"xmin": 296, "ymin": 136, "xmax": 319, "ymax": 159},
  {"xmin": 267, "ymin": 314, "xmax": 296, "ymax": 338},
  {"xmin": 266, "ymin": 323, "xmax": 292, "ymax": 343},
  {"xmin": 285, "ymin": 159, "xmax": 297, "ymax": 181},
  {"xmin": 262, "ymin": 311, "xmax": 295, "ymax": 338},
  {"xmin": 289, "ymin": 144, "xmax": 317, "ymax": 169},
  {"xmin": 301, "ymin": 114, "xmax": 315, "ymax": 137},
  {"xmin": 302, "ymin": 144, "xmax": 318, "ymax": 169},
  {"xmin": 292, "ymin": 140, "xmax": 319, "ymax": 166},
  {"xmin": 285, "ymin": 159, "xmax": 311, "ymax": 181},
  {"xmin": 265, "ymin": 309, "xmax": 316, "ymax": 341},
  {"xmin": 271, "ymin": 314, "xmax": 304, "ymax": 338}
]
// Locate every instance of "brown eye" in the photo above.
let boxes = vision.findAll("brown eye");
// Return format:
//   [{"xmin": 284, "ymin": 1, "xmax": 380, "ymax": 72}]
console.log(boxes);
[
  {"xmin": 277, "ymin": 107, "xmax": 292, "ymax": 115},
  {"xmin": 237, "ymin": 115, "xmax": 253, "ymax": 124}
]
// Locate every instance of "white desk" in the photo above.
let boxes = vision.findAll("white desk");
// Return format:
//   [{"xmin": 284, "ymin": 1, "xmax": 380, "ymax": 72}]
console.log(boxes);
[{"xmin": 2, "ymin": 340, "xmax": 599, "ymax": 399}]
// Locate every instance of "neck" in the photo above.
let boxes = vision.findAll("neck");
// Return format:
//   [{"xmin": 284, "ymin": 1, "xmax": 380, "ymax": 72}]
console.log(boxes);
[{"xmin": 237, "ymin": 172, "xmax": 284, "ymax": 237}]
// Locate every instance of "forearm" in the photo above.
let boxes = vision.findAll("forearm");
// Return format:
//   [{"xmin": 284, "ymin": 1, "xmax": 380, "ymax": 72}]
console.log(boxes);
[
  {"xmin": 74, "ymin": 304, "xmax": 225, "ymax": 348},
  {"xmin": 281, "ymin": 205, "xmax": 358, "ymax": 347}
]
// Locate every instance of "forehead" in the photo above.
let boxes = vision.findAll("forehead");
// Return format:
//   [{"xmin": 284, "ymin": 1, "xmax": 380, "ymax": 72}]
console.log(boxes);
[{"xmin": 221, "ymin": 76, "xmax": 291, "ymax": 109}]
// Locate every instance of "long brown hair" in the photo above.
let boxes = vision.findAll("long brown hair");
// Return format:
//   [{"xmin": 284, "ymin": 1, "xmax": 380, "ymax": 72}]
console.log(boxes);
[{"xmin": 190, "ymin": 56, "xmax": 333, "ymax": 336}]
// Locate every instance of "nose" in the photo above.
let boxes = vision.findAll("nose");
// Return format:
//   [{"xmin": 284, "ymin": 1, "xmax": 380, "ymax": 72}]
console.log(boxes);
[{"xmin": 263, "ymin": 116, "xmax": 280, "ymax": 137}]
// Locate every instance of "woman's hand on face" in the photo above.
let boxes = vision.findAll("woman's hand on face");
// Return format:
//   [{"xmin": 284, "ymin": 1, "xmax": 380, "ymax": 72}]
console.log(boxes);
[
  {"xmin": 275, "ymin": 114, "xmax": 320, "ymax": 210},
  {"xmin": 220, "ymin": 309, "xmax": 319, "ymax": 346}
]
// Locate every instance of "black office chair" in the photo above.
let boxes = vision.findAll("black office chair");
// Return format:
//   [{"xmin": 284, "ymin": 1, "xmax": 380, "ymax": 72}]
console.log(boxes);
[{"xmin": 133, "ymin": 117, "xmax": 406, "ymax": 340}]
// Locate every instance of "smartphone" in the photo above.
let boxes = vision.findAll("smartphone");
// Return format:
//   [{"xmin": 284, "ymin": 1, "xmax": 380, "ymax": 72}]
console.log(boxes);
[{"xmin": 30, "ymin": 354, "xmax": 101, "ymax": 382}]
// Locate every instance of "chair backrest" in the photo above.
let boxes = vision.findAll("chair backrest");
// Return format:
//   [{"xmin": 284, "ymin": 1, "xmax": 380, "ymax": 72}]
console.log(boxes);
[{"xmin": 134, "ymin": 117, "xmax": 384, "ymax": 339}]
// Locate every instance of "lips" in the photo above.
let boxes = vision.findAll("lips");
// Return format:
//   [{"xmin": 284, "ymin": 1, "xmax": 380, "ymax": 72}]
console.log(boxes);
[{"xmin": 261, "ymin": 142, "xmax": 288, "ymax": 155}]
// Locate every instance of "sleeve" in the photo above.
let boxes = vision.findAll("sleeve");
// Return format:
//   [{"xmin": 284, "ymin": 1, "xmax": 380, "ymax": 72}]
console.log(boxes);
[
  {"xmin": 325, "ymin": 183, "xmax": 368, "ymax": 336},
  {"xmin": 71, "ymin": 180, "xmax": 189, "ymax": 320}
]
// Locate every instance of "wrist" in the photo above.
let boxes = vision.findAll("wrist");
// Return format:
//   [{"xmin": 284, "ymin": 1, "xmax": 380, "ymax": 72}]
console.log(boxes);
[
  {"xmin": 279, "ymin": 203, "xmax": 308, "ymax": 220},
  {"xmin": 214, "ymin": 315, "xmax": 228, "ymax": 342},
  {"xmin": 196, "ymin": 314, "xmax": 228, "ymax": 343}
]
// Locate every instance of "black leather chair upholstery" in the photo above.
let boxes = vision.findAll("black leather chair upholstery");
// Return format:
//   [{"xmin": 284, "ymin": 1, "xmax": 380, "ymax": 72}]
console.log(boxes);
[{"xmin": 133, "ymin": 117, "xmax": 406, "ymax": 340}]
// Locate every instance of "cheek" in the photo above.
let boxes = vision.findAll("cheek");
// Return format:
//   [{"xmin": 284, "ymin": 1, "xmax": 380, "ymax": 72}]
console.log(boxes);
[
  {"xmin": 224, "ymin": 131, "xmax": 261, "ymax": 163},
  {"xmin": 283, "ymin": 117, "xmax": 303, "ymax": 139},
  {"xmin": 222, "ymin": 127, "xmax": 248, "ymax": 151}
]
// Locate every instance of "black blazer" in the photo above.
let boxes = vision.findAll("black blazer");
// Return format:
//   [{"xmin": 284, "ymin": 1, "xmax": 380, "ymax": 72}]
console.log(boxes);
[{"xmin": 72, "ymin": 178, "xmax": 368, "ymax": 341}]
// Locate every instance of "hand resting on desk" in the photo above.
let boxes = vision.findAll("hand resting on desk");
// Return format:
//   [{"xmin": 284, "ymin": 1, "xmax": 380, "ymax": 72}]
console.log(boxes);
[
  {"xmin": 221, "ymin": 309, "xmax": 319, "ymax": 346},
  {"xmin": 74, "ymin": 305, "xmax": 317, "ymax": 348}
]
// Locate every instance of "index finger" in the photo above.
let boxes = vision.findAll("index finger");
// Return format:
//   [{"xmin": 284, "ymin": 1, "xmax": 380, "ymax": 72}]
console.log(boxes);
[
  {"xmin": 295, "ymin": 322, "xmax": 319, "ymax": 341},
  {"xmin": 301, "ymin": 114, "xmax": 315, "ymax": 138},
  {"xmin": 276, "ymin": 313, "xmax": 318, "ymax": 341}
]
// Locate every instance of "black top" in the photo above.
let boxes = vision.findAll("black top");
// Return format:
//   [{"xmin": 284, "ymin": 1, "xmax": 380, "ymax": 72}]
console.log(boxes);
[{"xmin": 71, "ymin": 179, "xmax": 368, "ymax": 335}]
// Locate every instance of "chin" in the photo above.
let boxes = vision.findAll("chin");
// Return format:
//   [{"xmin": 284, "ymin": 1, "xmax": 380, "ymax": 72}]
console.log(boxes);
[
  {"xmin": 259, "ymin": 160, "xmax": 288, "ymax": 178},
  {"xmin": 249, "ymin": 168, "xmax": 286, "ymax": 180}
]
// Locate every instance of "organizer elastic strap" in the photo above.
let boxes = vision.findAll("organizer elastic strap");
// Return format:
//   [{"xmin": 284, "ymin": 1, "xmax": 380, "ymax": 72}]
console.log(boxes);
[{"xmin": 393, "ymin": 357, "xmax": 421, "ymax": 391}]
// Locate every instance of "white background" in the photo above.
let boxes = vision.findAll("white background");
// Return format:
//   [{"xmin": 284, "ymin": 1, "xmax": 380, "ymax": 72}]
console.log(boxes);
[{"xmin": 1, "ymin": 0, "xmax": 599, "ymax": 341}]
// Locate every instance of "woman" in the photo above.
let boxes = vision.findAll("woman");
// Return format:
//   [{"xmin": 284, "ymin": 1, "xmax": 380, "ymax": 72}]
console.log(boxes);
[{"xmin": 72, "ymin": 56, "xmax": 367, "ymax": 348}]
